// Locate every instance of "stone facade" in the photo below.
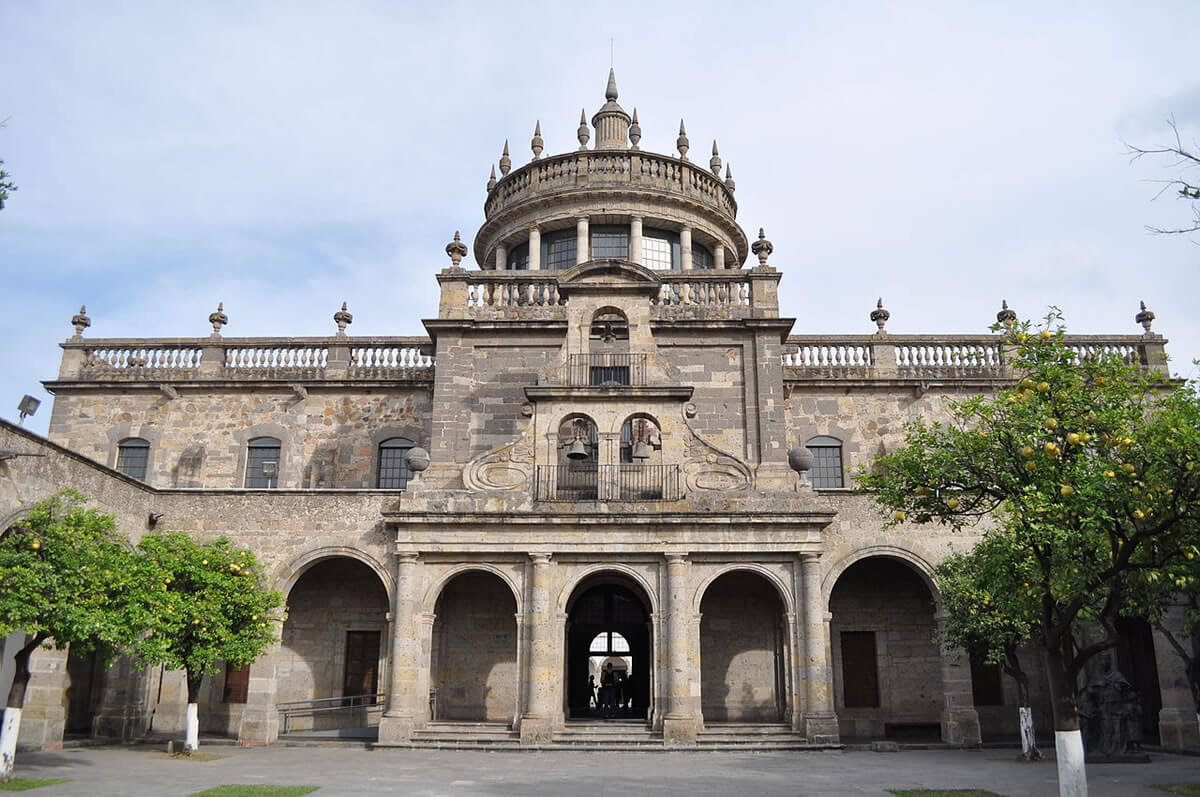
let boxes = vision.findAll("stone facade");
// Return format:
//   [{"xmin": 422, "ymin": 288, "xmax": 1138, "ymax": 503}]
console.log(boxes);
[{"xmin": 2, "ymin": 71, "xmax": 1195, "ymax": 753}]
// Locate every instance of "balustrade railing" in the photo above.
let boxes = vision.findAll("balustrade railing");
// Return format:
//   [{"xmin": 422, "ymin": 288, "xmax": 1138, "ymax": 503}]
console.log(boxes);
[
  {"xmin": 80, "ymin": 343, "xmax": 203, "ymax": 377},
  {"xmin": 653, "ymin": 277, "xmax": 750, "ymax": 308},
  {"xmin": 466, "ymin": 276, "xmax": 565, "ymax": 309},
  {"xmin": 553, "ymin": 353, "xmax": 646, "ymax": 386},
  {"xmin": 894, "ymin": 341, "xmax": 1003, "ymax": 377},
  {"xmin": 535, "ymin": 464, "xmax": 681, "ymax": 502},
  {"xmin": 349, "ymin": 341, "xmax": 434, "ymax": 376},
  {"xmin": 224, "ymin": 343, "xmax": 328, "ymax": 374}
]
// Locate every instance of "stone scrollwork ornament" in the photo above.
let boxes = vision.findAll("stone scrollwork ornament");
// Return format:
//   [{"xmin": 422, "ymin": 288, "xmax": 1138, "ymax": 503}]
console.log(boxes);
[
  {"xmin": 463, "ymin": 427, "xmax": 536, "ymax": 491},
  {"xmin": 680, "ymin": 404, "xmax": 752, "ymax": 492}
]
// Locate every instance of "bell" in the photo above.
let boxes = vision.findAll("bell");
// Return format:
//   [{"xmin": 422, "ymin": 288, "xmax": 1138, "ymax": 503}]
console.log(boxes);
[
  {"xmin": 566, "ymin": 439, "xmax": 590, "ymax": 460},
  {"xmin": 631, "ymin": 440, "xmax": 652, "ymax": 460}
]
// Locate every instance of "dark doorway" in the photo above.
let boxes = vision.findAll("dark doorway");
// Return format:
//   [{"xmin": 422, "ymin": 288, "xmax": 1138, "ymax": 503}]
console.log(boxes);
[
  {"xmin": 1114, "ymin": 617, "xmax": 1162, "ymax": 744},
  {"xmin": 65, "ymin": 645, "xmax": 105, "ymax": 736},
  {"xmin": 566, "ymin": 579, "xmax": 651, "ymax": 720},
  {"xmin": 343, "ymin": 630, "xmax": 381, "ymax": 703}
]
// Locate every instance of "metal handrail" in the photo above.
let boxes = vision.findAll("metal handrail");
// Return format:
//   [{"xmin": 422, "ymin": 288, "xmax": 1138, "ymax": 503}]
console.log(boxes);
[{"xmin": 277, "ymin": 692, "xmax": 385, "ymax": 734}]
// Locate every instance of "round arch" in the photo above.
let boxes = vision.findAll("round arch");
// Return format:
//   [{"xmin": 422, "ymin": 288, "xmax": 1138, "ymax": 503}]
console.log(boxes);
[
  {"xmin": 821, "ymin": 545, "xmax": 941, "ymax": 610},
  {"xmin": 557, "ymin": 564, "xmax": 659, "ymax": 616},
  {"xmin": 278, "ymin": 546, "xmax": 395, "ymax": 604},
  {"xmin": 692, "ymin": 563, "xmax": 795, "ymax": 616},
  {"xmin": 422, "ymin": 564, "xmax": 523, "ymax": 616}
]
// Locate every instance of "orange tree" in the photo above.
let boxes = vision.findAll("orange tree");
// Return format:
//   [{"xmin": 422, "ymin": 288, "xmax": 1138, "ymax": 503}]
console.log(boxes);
[
  {"xmin": 130, "ymin": 533, "xmax": 283, "ymax": 752},
  {"xmin": 858, "ymin": 316, "xmax": 1200, "ymax": 790}
]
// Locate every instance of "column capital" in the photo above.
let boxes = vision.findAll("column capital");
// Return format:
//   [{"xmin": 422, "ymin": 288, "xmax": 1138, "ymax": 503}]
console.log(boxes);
[
  {"xmin": 665, "ymin": 552, "xmax": 689, "ymax": 565},
  {"xmin": 396, "ymin": 552, "xmax": 420, "ymax": 564},
  {"xmin": 529, "ymin": 552, "xmax": 553, "ymax": 566},
  {"xmin": 800, "ymin": 552, "xmax": 822, "ymax": 565}
]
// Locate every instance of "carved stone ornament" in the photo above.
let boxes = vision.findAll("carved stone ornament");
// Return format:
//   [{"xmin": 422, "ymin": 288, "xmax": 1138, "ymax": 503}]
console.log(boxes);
[
  {"xmin": 463, "ymin": 428, "xmax": 536, "ymax": 491},
  {"xmin": 208, "ymin": 302, "xmax": 228, "ymax": 336},
  {"xmin": 333, "ymin": 302, "xmax": 353, "ymax": 335},
  {"xmin": 71, "ymin": 305, "xmax": 91, "ymax": 337},
  {"xmin": 405, "ymin": 447, "xmax": 431, "ymax": 472},
  {"xmin": 996, "ymin": 299, "xmax": 1017, "ymax": 327},
  {"xmin": 751, "ymin": 228, "xmax": 773, "ymax": 268},
  {"xmin": 446, "ymin": 231, "xmax": 468, "ymax": 269},
  {"xmin": 870, "ymin": 298, "xmax": 890, "ymax": 332},
  {"xmin": 1135, "ymin": 300, "xmax": 1155, "ymax": 333},
  {"xmin": 680, "ymin": 405, "xmax": 752, "ymax": 492}
]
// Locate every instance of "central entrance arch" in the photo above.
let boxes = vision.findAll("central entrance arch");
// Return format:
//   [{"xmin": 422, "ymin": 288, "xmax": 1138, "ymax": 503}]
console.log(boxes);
[{"xmin": 565, "ymin": 574, "xmax": 653, "ymax": 720}]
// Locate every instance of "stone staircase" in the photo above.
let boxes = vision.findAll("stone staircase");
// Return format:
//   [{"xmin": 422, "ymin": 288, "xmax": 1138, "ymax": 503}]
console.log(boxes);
[
  {"xmin": 374, "ymin": 721, "xmax": 522, "ymax": 750},
  {"xmin": 697, "ymin": 722, "xmax": 839, "ymax": 751},
  {"xmin": 551, "ymin": 720, "xmax": 662, "ymax": 749}
]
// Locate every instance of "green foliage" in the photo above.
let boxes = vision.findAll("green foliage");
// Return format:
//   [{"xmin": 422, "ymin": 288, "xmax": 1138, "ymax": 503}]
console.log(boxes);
[
  {"xmin": 859, "ymin": 314, "xmax": 1200, "ymax": 683},
  {"xmin": 0, "ymin": 778, "xmax": 70, "ymax": 792},
  {"xmin": 0, "ymin": 159, "xmax": 14, "ymax": 210},
  {"xmin": 187, "ymin": 787, "xmax": 318, "ymax": 797},
  {"xmin": 0, "ymin": 491, "xmax": 143, "ymax": 658},
  {"xmin": 131, "ymin": 533, "xmax": 283, "ymax": 685}
]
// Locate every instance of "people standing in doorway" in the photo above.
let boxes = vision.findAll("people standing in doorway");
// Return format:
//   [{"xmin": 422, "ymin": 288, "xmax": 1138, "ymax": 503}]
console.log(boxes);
[
  {"xmin": 587, "ymin": 674, "xmax": 597, "ymax": 711},
  {"xmin": 600, "ymin": 662, "xmax": 616, "ymax": 718}
]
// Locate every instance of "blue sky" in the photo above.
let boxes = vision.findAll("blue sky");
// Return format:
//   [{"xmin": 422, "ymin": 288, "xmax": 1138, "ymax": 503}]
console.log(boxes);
[{"xmin": 2, "ymin": 1, "xmax": 1198, "ymax": 436}]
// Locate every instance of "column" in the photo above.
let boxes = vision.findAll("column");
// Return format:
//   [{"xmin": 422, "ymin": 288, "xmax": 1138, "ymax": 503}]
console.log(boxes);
[
  {"xmin": 520, "ymin": 554, "xmax": 556, "ymax": 744},
  {"xmin": 528, "ymin": 226, "xmax": 541, "ymax": 271},
  {"xmin": 713, "ymin": 244, "xmax": 725, "ymax": 270},
  {"xmin": 1153, "ymin": 603, "xmax": 1200, "ymax": 750},
  {"xmin": 495, "ymin": 243, "xmax": 507, "ymax": 271},
  {"xmin": 378, "ymin": 553, "xmax": 424, "ymax": 744},
  {"xmin": 237, "ymin": 640, "xmax": 282, "ymax": 744},
  {"xmin": 629, "ymin": 216, "xmax": 643, "ymax": 266},
  {"xmin": 575, "ymin": 217, "xmax": 589, "ymax": 265},
  {"xmin": 662, "ymin": 554, "xmax": 699, "ymax": 743},
  {"xmin": 935, "ymin": 611, "xmax": 982, "ymax": 747},
  {"xmin": 800, "ymin": 554, "xmax": 839, "ymax": 742},
  {"xmin": 679, "ymin": 226, "xmax": 693, "ymax": 270}
]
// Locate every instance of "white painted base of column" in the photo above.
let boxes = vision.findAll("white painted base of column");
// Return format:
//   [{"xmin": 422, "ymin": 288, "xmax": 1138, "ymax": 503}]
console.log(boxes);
[
  {"xmin": 1054, "ymin": 730, "xmax": 1088, "ymax": 797},
  {"xmin": 184, "ymin": 703, "xmax": 199, "ymax": 753},
  {"xmin": 1, "ymin": 708, "xmax": 21, "ymax": 780}
]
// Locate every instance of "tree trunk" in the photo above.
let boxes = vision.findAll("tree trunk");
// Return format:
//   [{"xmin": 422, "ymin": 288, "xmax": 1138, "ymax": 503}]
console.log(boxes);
[
  {"xmin": 1, "ymin": 634, "xmax": 48, "ymax": 782},
  {"xmin": 1004, "ymin": 649, "xmax": 1042, "ymax": 761},
  {"xmin": 1044, "ymin": 638, "xmax": 1087, "ymax": 797},
  {"xmin": 183, "ymin": 671, "xmax": 204, "ymax": 753}
]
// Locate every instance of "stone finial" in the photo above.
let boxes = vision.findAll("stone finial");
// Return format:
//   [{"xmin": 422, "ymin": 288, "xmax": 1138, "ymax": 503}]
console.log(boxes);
[
  {"xmin": 577, "ymin": 109, "xmax": 590, "ymax": 150},
  {"xmin": 751, "ymin": 227, "xmax": 773, "ymax": 267},
  {"xmin": 531, "ymin": 120, "xmax": 543, "ymax": 160},
  {"xmin": 1135, "ymin": 300, "xmax": 1155, "ymax": 333},
  {"xmin": 629, "ymin": 108, "xmax": 642, "ymax": 151},
  {"xmin": 498, "ymin": 141, "xmax": 511, "ymax": 176},
  {"xmin": 605, "ymin": 67, "xmax": 619, "ymax": 102},
  {"xmin": 871, "ymin": 297, "xmax": 890, "ymax": 332},
  {"xmin": 996, "ymin": 299, "xmax": 1017, "ymax": 328},
  {"xmin": 208, "ymin": 302, "xmax": 228, "ymax": 336},
  {"xmin": 445, "ymin": 231, "xmax": 468, "ymax": 269},
  {"xmin": 487, "ymin": 164, "xmax": 497, "ymax": 192},
  {"xmin": 676, "ymin": 119, "xmax": 689, "ymax": 160},
  {"xmin": 724, "ymin": 164, "xmax": 736, "ymax": 194},
  {"xmin": 333, "ymin": 302, "xmax": 353, "ymax": 335},
  {"xmin": 710, "ymin": 141, "xmax": 722, "ymax": 176},
  {"xmin": 70, "ymin": 305, "xmax": 91, "ymax": 338}
]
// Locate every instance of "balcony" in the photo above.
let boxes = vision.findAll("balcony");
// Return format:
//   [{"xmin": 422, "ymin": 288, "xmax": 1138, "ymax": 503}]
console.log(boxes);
[{"xmin": 535, "ymin": 464, "xmax": 682, "ymax": 502}]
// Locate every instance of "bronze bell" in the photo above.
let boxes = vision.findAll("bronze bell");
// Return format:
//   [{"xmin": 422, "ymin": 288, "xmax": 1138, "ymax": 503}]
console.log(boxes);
[
  {"xmin": 631, "ymin": 440, "xmax": 652, "ymax": 460},
  {"xmin": 566, "ymin": 439, "xmax": 590, "ymax": 460}
]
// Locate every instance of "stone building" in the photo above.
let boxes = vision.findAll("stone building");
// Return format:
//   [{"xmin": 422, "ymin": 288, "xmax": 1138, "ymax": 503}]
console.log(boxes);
[{"xmin": 2, "ymin": 71, "xmax": 1196, "ymax": 752}]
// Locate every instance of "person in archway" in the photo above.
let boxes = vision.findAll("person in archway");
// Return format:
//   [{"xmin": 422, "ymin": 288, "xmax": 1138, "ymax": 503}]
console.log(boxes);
[
  {"xmin": 600, "ymin": 662, "xmax": 616, "ymax": 718},
  {"xmin": 587, "ymin": 674, "xmax": 597, "ymax": 712}
]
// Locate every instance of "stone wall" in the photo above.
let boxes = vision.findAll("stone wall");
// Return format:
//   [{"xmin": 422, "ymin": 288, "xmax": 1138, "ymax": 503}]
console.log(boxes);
[
  {"xmin": 431, "ymin": 571, "xmax": 519, "ymax": 721},
  {"xmin": 699, "ymin": 572, "xmax": 783, "ymax": 722}
]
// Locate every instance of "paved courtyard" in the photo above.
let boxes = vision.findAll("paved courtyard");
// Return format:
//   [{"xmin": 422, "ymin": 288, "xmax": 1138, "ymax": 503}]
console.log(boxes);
[{"xmin": 10, "ymin": 745, "xmax": 1200, "ymax": 796}]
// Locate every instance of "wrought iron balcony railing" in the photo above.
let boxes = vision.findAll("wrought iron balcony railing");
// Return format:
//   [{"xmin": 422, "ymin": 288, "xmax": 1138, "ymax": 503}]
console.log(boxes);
[{"xmin": 535, "ymin": 464, "xmax": 681, "ymax": 502}]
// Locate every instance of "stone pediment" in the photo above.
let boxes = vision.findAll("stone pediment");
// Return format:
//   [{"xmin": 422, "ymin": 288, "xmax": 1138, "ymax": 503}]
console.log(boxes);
[{"xmin": 556, "ymin": 259, "xmax": 661, "ymax": 298}]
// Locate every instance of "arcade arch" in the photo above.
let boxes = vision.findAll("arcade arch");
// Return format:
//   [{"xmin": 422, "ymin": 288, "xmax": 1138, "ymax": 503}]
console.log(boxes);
[{"xmin": 564, "ymin": 572, "xmax": 653, "ymax": 720}]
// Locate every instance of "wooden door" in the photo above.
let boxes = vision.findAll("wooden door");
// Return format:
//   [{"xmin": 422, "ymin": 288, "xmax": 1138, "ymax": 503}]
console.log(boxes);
[{"xmin": 343, "ymin": 630, "xmax": 381, "ymax": 704}]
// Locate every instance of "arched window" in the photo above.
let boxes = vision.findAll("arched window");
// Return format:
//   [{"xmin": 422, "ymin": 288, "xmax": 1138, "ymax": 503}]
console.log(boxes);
[
  {"xmin": 805, "ymin": 436, "xmax": 844, "ymax": 488},
  {"xmin": 620, "ymin": 417, "xmax": 662, "ymax": 464},
  {"xmin": 245, "ymin": 436, "xmax": 281, "ymax": 488},
  {"xmin": 116, "ymin": 437, "xmax": 150, "ymax": 481},
  {"xmin": 377, "ymin": 437, "xmax": 415, "ymax": 489}
]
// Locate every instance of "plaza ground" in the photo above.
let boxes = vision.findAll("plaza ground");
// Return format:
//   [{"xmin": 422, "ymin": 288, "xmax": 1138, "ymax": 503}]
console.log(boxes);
[{"xmin": 9, "ymin": 744, "xmax": 1200, "ymax": 796}]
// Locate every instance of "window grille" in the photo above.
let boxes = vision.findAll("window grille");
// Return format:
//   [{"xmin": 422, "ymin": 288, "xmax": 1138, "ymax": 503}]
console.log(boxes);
[
  {"xmin": 806, "ymin": 435, "xmax": 844, "ymax": 488},
  {"xmin": 377, "ymin": 437, "xmax": 415, "ymax": 489},
  {"xmin": 245, "ymin": 437, "xmax": 281, "ymax": 488},
  {"xmin": 116, "ymin": 438, "xmax": 150, "ymax": 481}
]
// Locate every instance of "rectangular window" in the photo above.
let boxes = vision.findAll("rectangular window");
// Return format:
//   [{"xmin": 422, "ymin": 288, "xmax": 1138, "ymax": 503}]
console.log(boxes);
[
  {"xmin": 377, "ymin": 444, "xmax": 413, "ymax": 489},
  {"xmin": 343, "ymin": 631, "xmax": 381, "ymax": 705},
  {"xmin": 970, "ymin": 652, "xmax": 1004, "ymax": 706},
  {"xmin": 642, "ymin": 234, "xmax": 676, "ymax": 270},
  {"xmin": 840, "ymin": 631, "xmax": 880, "ymax": 708},
  {"xmin": 245, "ymin": 440, "xmax": 281, "ymax": 488},
  {"xmin": 544, "ymin": 234, "xmax": 577, "ymax": 270},
  {"xmin": 223, "ymin": 662, "xmax": 250, "ymax": 704},
  {"xmin": 590, "ymin": 227, "xmax": 629, "ymax": 259},
  {"xmin": 116, "ymin": 441, "xmax": 150, "ymax": 481},
  {"xmin": 808, "ymin": 446, "xmax": 844, "ymax": 488}
]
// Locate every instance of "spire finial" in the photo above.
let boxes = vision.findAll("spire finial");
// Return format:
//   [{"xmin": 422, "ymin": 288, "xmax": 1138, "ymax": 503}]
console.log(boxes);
[
  {"xmin": 499, "ymin": 140, "xmax": 511, "ymax": 175},
  {"xmin": 1135, "ymin": 300, "xmax": 1156, "ymax": 333},
  {"xmin": 871, "ymin": 298, "xmax": 890, "ymax": 333},
  {"xmin": 996, "ymin": 299, "xmax": 1017, "ymax": 328},
  {"xmin": 629, "ymin": 108, "xmax": 641, "ymax": 151},
  {"xmin": 605, "ymin": 67, "xmax": 618, "ymax": 102},
  {"xmin": 445, "ymin": 231, "xmax": 468, "ymax": 270},
  {"xmin": 531, "ymin": 120, "xmax": 543, "ymax": 160},
  {"xmin": 751, "ymin": 228, "xmax": 773, "ymax": 268},
  {"xmin": 208, "ymin": 302, "xmax": 228, "ymax": 337},
  {"xmin": 333, "ymin": 302, "xmax": 353, "ymax": 336},
  {"xmin": 724, "ymin": 163, "xmax": 736, "ymax": 193},
  {"xmin": 710, "ymin": 140, "xmax": 722, "ymax": 176},
  {"xmin": 676, "ymin": 119, "xmax": 689, "ymax": 161},
  {"xmin": 577, "ymin": 109, "xmax": 590, "ymax": 150},
  {"xmin": 487, "ymin": 164, "xmax": 496, "ymax": 192},
  {"xmin": 71, "ymin": 305, "xmax": 91, "ymax": 338}
]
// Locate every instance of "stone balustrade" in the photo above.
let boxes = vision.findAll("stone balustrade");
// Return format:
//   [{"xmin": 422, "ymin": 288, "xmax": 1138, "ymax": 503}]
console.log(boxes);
[
  {"xmin": 783, "ymin": 334, "xmax": 1167, "ymax": 380},
  {"xmin": 484, "ymin": 150, "xmax": 737, "ymax": 221},
  {"xmin": 58, "ymin": 337, "xmax": 434, "ymax": 383}
]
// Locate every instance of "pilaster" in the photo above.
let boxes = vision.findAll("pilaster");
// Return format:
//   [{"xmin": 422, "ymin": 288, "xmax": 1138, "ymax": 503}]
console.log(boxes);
[
  {"xmin": 520, "ymin": 553, "xmax": 556, "ymax": 744},
  {"xmin": 935, "ymin": 612, "xmax": 981, "ymax": 747},
  {"xmin": 800, "ymin": 554, "xmax": 838, "ymax": 742},
  {"xmin": 662, "ymin": 553, "xmax": 700, "ymax": 743},
  {"xmin": 378, "ymin": 553, "xmax": 425, "ymax": 744},
  {"xmin": 237, "ymin": 640, "xmax": 282, "ymax": 744},
  {"xmin": 92, "ymin": 654, "xmax": 154, "ymax": 741},
  {"xmin": 1153, "ymin": 604, "xmax": 1200, "ymax": 750}
]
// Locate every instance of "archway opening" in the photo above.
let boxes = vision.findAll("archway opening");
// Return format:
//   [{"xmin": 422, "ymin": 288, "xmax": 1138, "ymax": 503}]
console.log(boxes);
[
  {"xmin": 700, "ymin": 571, "xmax": 787, "ymax": 722},
  {"xmin": 829, "ymin": 557, "xmax": 941, "ymax": 742},
  {"xmin": 566, "ymin": 575, "xmax": 652, "ymax": 720},
  {"xmin": 279, "ymin": 557, "xmax": 389, "ymax": 732},
  {"xmin": 431, "ymin": 570, "xmax": 518, "ymax": 722}
]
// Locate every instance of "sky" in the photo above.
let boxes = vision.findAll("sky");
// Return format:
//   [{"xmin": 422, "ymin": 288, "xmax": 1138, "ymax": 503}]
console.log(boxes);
[{"xmin": 2, "ymin": 0, "xmax": 1198, "ymax": 437}]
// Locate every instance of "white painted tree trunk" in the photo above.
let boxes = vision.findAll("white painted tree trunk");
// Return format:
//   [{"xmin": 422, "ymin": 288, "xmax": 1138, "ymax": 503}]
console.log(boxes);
[
  {"xmin": 184, "ymin": 703, "xmax": 199, "ymax": 753},
  {"xmin": 1054, "ymin": 729, "xmax": 1087, "ymax": 797},
  {"xmin": 1019, "ymin": 706, "xmax": 1037, "ymax": 759},
  {"xmin": 0, "ymin": 707, "xmax": 21, "ymax": 782}
]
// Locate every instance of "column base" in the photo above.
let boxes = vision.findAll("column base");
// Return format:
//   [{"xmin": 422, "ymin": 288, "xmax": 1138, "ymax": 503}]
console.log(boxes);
[
  {"xmin": 93, "ymin": 709, "xmax": 151, "ymax": 741},
  {"xmin": 662, "ymin": 715, "xmax": 700, "ymax": 745},
  {"xmin": 1157, "ymin": 708, "xmax": 1200, "ymax": 751},
  {"xmin": 376, "ymin": 714, "xmax": 418, "ymax": 745},
  {"xmin": 518, "ymin": 716, "xmax": 554, "ymax": 746},
  {"xmin": 803, "ymin": 712, "xmax": 840, "ymax": 744},
  {"xmin": 941, "ymin": 708, "xmax": 982, "ymax": 747},
  {"xmin": 236, "ymin": 707, "xmax": 280, "ymax": 746}
]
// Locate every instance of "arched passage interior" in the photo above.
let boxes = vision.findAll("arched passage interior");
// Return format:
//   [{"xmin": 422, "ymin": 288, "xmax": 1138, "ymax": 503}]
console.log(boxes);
[
  {"xmin": 829, "ymin": 557, "xmax": 942, "ymax": 741},
  {"xmin": 700, "ymin": 570, "xmax": 787, "ymax": 722},
  {"xmin": 565, "ymin": 575, "xmax": 652, "ymax": 720},
  {"xmin": 430, "ymin": 570, "xmax": 518, "ymax": 722},
  {"xmin": 279, "ymin": 557, "xmax": 390, "ymax": 731}
]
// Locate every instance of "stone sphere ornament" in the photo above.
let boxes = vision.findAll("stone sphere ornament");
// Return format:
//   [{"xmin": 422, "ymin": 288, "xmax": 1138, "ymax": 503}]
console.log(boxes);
[
  {"xmin": 405, "ymin": 447, "xmax": 431, "ymax": 472},
  {"xmin": 787, "ymin": 446, "xmax": 814, "ymax": 473}
]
